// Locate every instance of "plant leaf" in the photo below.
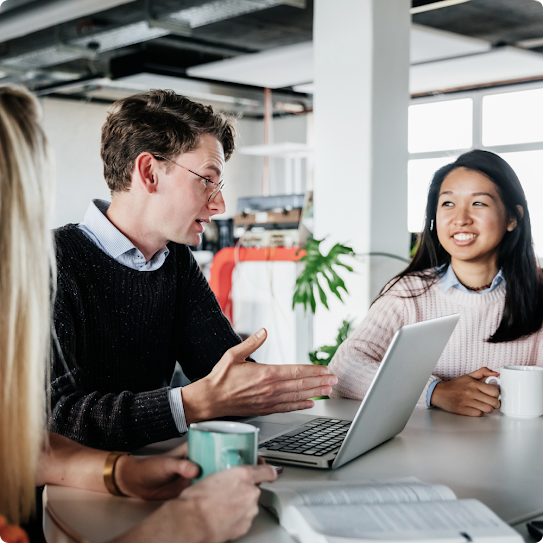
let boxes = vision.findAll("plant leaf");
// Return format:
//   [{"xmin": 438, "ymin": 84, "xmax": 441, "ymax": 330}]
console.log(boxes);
[
  {"xmin": 292, "ymin": 236, "xmax": 355, "ymax": 313},
  {"xmin": 308, "ymin": 319, "xmax": 353, "ymax": 366}
]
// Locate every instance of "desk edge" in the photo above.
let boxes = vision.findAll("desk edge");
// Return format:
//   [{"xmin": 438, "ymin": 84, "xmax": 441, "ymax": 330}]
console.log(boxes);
[{"xmin": 43, "ymin": 486, "xmax": 91, "ymax": 543}]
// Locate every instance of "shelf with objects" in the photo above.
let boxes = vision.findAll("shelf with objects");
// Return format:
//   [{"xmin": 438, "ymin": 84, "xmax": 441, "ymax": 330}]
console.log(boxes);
[{"xmin": 208, "ymin": 192, "xmax": 314, "ymax": 366}]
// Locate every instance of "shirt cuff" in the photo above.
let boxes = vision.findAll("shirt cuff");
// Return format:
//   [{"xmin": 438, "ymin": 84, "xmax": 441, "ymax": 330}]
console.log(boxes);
[
  {"xmin": 168, "ymin": 387, "xmax": 188, "ymax": 434},
  {"xmin": 426, "ymin": 378, "xmax": 442, "ymax": 408}
]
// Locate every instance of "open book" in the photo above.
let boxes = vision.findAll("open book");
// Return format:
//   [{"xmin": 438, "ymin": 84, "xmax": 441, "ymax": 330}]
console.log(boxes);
[{"xmin": 259, "ymin": 478, "xmax": 522, "ymax": 543}]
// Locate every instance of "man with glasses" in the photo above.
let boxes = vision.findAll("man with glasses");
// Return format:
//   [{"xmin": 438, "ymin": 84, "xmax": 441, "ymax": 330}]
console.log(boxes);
[{"xmin": 50, "ymin": 90, "xmax": 336, "ymax": 450}]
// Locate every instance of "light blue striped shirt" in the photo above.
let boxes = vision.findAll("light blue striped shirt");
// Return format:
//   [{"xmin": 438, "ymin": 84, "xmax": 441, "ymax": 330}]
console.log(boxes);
[
  {"xmin": 427, "ymin": 264, "xmax": 506, "ymax": 407},
  {"xmin": 78, "ymin": 199, "xmax": 188, "ymax": 434}
]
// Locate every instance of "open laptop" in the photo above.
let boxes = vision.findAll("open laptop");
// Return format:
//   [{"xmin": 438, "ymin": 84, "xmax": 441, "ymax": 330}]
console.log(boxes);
[{"xmin": 246, "ymin": 313, "xmax": 460, "ymax": 469}]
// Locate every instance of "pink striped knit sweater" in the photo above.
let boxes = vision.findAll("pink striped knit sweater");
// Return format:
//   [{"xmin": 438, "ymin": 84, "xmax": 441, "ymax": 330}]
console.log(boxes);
[{"xmin": 329, "ymin": 273, "xmax": 543, "ymax": 408}]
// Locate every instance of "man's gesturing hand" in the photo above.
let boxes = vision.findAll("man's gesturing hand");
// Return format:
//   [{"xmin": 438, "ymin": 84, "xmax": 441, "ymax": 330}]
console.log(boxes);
[
  {"xmin": 430, "ymin": 367, "xmax": 501, "ymax": 417},
  {"xmin": 182, "ymin": 328, "xmax": 338, "ymax": 422}
]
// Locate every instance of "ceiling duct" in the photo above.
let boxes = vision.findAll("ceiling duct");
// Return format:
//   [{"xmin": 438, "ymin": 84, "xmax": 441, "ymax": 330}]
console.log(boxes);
[
  {"xmin": 0, "ymin": 0, "xmax": 137, "ymax": 43},
  {"xmin": 0, "ymin": 0, "xmax": 305, "ymax": 73},
  {"xmin": 165, "ymin": 0, "xmax": 305, "ymax": 29}
]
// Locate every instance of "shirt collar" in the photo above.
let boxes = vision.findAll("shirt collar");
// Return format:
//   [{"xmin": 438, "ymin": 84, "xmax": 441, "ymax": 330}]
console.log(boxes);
[
  {"xmin": 81, "ymin": 199, "xmax": 170, "ymax": 264},
  {"xmin": 439, "ymin": 264, "xmax": 505, "ymax": 294}
]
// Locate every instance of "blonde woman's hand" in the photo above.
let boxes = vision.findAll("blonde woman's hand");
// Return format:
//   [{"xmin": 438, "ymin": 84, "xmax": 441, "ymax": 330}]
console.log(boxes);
[
  {"xmin": 178, "ymin": 464, "xmax": 277, "ymax": 543},
  {"xmin": 111, "ymin": 464, "xmax": 277, "ymax": 543},
  {"xmin": 115, "ymin": 443, "xmax": 200, "ymax": 500}
]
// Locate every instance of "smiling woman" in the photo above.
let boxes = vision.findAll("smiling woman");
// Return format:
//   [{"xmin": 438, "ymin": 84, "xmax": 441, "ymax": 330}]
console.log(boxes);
[
  {"xmin": 329, "ymin": 150, "xmax": 543, "ymax": 418},
  {"xmin": 408, "ymin": 150, "xmax": 541, "ymax": 343},
  {"xmin": 435, "ymin": 168, "xmax": 519, "ymax": 291}
]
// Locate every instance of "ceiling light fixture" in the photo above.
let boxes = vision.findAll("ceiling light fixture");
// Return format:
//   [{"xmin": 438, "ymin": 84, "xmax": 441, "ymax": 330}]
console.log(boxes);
[{"xmin": 410, "ymin": 0, "xmax": 470, "ymax": 14}]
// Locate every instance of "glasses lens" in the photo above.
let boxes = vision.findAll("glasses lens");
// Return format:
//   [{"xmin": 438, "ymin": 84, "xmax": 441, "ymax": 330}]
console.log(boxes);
[{"xmin": 208, "ymin": 181, "xmax": 225, "ymax": 202}]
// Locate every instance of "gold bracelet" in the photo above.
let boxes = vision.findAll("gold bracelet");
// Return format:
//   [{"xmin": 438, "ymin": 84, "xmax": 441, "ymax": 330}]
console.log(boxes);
[{"xmin": 103, "ymin": 451, "xmax": 131, "ymax": 497}]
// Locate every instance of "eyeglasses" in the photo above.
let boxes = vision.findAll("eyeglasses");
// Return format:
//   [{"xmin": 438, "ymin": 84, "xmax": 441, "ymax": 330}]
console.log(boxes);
[{"xmin": 153, "ymin": 155, "xmax": 225, "ymax": 202}]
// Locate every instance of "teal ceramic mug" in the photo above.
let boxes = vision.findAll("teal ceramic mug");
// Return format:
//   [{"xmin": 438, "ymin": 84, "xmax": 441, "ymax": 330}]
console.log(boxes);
[{"xmin": 188, "ymin": 421, "xmax": 259, "ymax": 482}]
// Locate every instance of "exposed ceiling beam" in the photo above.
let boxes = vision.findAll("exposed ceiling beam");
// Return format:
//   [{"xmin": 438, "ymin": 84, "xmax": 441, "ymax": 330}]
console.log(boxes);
[
  {"xmin": 410, "ymin": 0, "xmax": 470, "ymax": 14},
  {"xmin": 517, "ymin": 36, "xmax": 543, "ymax": 49},
  {"xmin": 152, "ymin": 37, "xmax": 255, "ymax": 58},
  {"xmin": 0, "ymin": 0, "xmax": 137, "ymax": 43}
]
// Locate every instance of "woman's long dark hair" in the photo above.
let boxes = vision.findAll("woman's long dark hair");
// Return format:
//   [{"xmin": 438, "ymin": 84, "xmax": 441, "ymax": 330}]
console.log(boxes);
[{"xmin": 382, "ymin": 149, "xmax": 543, "ymax": 343}]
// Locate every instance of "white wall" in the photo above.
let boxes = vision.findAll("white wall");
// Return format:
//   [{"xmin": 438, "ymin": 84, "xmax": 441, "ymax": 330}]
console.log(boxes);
[
  {"xmin": 41, "ymin": 97, "xmax": 111, "ymax": 228},
  {"xmin": 40, "ymin": 96, "xmax": 308, "ymax": 224}
]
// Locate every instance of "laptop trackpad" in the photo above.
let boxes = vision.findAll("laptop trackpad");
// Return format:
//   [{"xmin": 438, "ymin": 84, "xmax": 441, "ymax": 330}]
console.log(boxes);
[
  {"xmin": 246, "ymin": 413, "xmax": 317, "ymax": 441},
  {"xmin": 249, "ymin": 421, "xmax": 295, "ymax": 441}
]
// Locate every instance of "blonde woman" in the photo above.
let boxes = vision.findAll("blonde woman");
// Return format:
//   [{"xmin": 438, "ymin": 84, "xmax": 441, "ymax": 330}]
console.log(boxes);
[{"xmin": 0, "ymin": 86, "xmax": 275, "ymax": 542}]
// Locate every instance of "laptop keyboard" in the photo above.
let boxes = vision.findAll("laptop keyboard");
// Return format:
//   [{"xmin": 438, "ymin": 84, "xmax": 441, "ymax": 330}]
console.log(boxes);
[{"xmin": 258, "ymin": 418, "xmax": 351, "ymax": 457}]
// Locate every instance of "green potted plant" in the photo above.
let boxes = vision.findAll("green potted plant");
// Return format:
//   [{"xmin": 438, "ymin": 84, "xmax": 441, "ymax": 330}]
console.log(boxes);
[{"xmin": 292, "ymin": 236, "xmax": 356, "ymax": 368}]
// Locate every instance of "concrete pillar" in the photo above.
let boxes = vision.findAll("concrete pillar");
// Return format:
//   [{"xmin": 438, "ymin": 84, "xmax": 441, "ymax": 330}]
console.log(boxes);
[{"xmin": 313, "ymin": 0, "xmax": 411, "ymax": 347}]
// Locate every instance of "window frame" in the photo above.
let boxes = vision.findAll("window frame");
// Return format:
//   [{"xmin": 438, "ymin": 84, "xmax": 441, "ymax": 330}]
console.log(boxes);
[
  {"xmin": 408, "ymin": 80, "xmax": 543, "ymax": 245},
  {"xmin": 410, "ymin": 79, "xmax": 543, "ymax": 161}
]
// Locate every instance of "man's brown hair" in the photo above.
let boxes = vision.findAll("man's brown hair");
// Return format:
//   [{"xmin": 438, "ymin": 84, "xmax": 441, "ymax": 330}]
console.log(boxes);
[{"xmin": 100, "ymin": 89, "xmax": 236, "ymax": 192}]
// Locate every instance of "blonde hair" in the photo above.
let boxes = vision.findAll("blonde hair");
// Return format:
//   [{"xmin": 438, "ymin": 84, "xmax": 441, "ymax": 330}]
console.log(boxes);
[{"xmin": 0, "ymin": 86, "xmax": 54, "ymax": 525}]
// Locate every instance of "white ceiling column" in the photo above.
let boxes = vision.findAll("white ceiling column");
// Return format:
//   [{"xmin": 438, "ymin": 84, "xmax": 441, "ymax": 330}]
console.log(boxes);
[{"xmin": 313, "ymin": 0, "xmax": 411, "ymax": 345}]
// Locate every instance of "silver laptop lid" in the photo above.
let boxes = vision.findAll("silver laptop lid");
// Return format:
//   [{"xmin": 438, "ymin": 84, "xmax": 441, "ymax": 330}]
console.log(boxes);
[{"xmin": 332, "ymin": 313, "xmax": 460, "ymax": 469}]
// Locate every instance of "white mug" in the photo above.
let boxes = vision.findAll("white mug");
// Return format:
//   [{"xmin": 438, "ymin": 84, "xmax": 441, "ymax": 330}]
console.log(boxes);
[{"xmin": 485, "ymin": 366, "xmax": 543, "ymax": 418}]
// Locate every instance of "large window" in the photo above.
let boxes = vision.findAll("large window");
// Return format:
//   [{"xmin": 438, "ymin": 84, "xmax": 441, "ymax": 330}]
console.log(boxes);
[
  {"xmin": 409, "ymin": 83, "xmax": 543, "ymax": 256},
  {"xmin": 408, "ymin": 99, "xmax": 472, "ymax": 154},
  {"xmin": 482, "ymin": 89, "xmax": 543, "ymax": 147}
]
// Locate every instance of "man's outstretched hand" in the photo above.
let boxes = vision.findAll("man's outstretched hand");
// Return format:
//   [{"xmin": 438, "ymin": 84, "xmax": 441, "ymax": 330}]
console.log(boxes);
[
  {"xmin": 182, "ymin": 328, "xmax": 338, "ymax": 423},
  {"xmin": 430, "ymin": 367, "xmax": 501, "ymax": 417}
]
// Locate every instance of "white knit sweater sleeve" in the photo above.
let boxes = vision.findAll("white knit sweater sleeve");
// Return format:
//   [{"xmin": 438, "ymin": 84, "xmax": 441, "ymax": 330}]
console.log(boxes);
[{"xmin": 329, "ymin": 282, "xmax": 435, "ymax": 409}]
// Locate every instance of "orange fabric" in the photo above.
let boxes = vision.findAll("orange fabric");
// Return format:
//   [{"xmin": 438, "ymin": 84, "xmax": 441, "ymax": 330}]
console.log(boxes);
[
  {"xmin": 0, "ymin": 515, "xmax": 29, "ymax": 543},
  {"xmin": 208, "ymin": 247, "xmax": 304, "ymax": 322}
]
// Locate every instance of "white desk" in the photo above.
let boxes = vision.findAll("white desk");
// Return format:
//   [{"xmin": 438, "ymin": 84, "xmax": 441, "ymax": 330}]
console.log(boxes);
[{"xmin": 44, "ymin": 399, "xmax": 543, "ymax": 543}]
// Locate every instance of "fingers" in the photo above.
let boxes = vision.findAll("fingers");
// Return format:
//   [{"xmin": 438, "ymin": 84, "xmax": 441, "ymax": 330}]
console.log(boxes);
[
  {"xmin": 477, "ymin": 382, "xmax": 501, "ymax": 400},
  {"xmin": 292, "ymin": 374, "xmax": 338, "ymax": 392},
  {"xmin": 260, "ymin": 369, "xmax": 338, "ymax": 394},
  {"xmin": 274, "ymin": 400, "xmax": 315, "ymax": 412},
  {"xmin": 468, "ymin": 397, "xmax": 497, "ymax": 414},
  {"xmin": 175, "ymin": 459, "xmax": 201, "ymax": 479},
  {"xmin": 461, "ymin": 382, "xmax": 500, "ymax": 412},
  {"xmin": 158, "ymin": 443, "xmax": 199, "ymax": 478},
  {"xmin": 225, "ymin": 329, "xmax": 268, "ymax": 361},
  {"xmin": 245, "ymin": 464, "xmax": 277, "ymax": 485},
  {"xmin": 273, "ymin": 384, "xmax": 333, "ymax": 405},
  {"xmin": 265, "ymin": 363, "xmax": 332, "ymax": 381},
  {"xmin": 268, "ymin": 374, "xmax": 337, "ymax": 397},
  {"xmin": 472, "ymin": 392, "xmax": 500, "ymax": 410},
  {"xmin": 459, "ymin": 406, "xmax": 486, "ymax": 417},
  {"xmin": 468, "ymin": 367, "xmax": 499, "ymax": 380}
]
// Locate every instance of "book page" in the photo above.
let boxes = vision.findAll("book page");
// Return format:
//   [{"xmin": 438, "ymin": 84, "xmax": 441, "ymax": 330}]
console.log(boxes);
[
  {"xmin": 259, "ymin": 478, "xmax": 456, "ymax": 518},
  {"xmin": 290, "ymin": 499, "xmax": 521, "ymax": 541},
  {"xmin": 292, "ymin": 481, "xmax": 456, "ymax": 507}
]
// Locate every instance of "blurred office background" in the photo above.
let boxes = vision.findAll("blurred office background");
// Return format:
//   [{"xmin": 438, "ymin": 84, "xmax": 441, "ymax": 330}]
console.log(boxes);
[{"xmin": 2, "ymin": 0, "xmax": 543, "ymax": 365}]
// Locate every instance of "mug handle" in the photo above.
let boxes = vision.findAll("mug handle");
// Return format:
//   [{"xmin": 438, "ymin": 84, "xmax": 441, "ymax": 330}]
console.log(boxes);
[
  {"xmin": 485, "ymin": 376, "xmax": 501, "ymax": 401},
  {"xmin": 222, "ymin": 448, "xmax": 242, "ymax": 469}
]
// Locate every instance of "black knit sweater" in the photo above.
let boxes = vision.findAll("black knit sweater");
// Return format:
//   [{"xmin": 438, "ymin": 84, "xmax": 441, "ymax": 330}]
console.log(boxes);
[{"xmin": 50, "ymin": 225, "xmax": 243, "ymax": 450}]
